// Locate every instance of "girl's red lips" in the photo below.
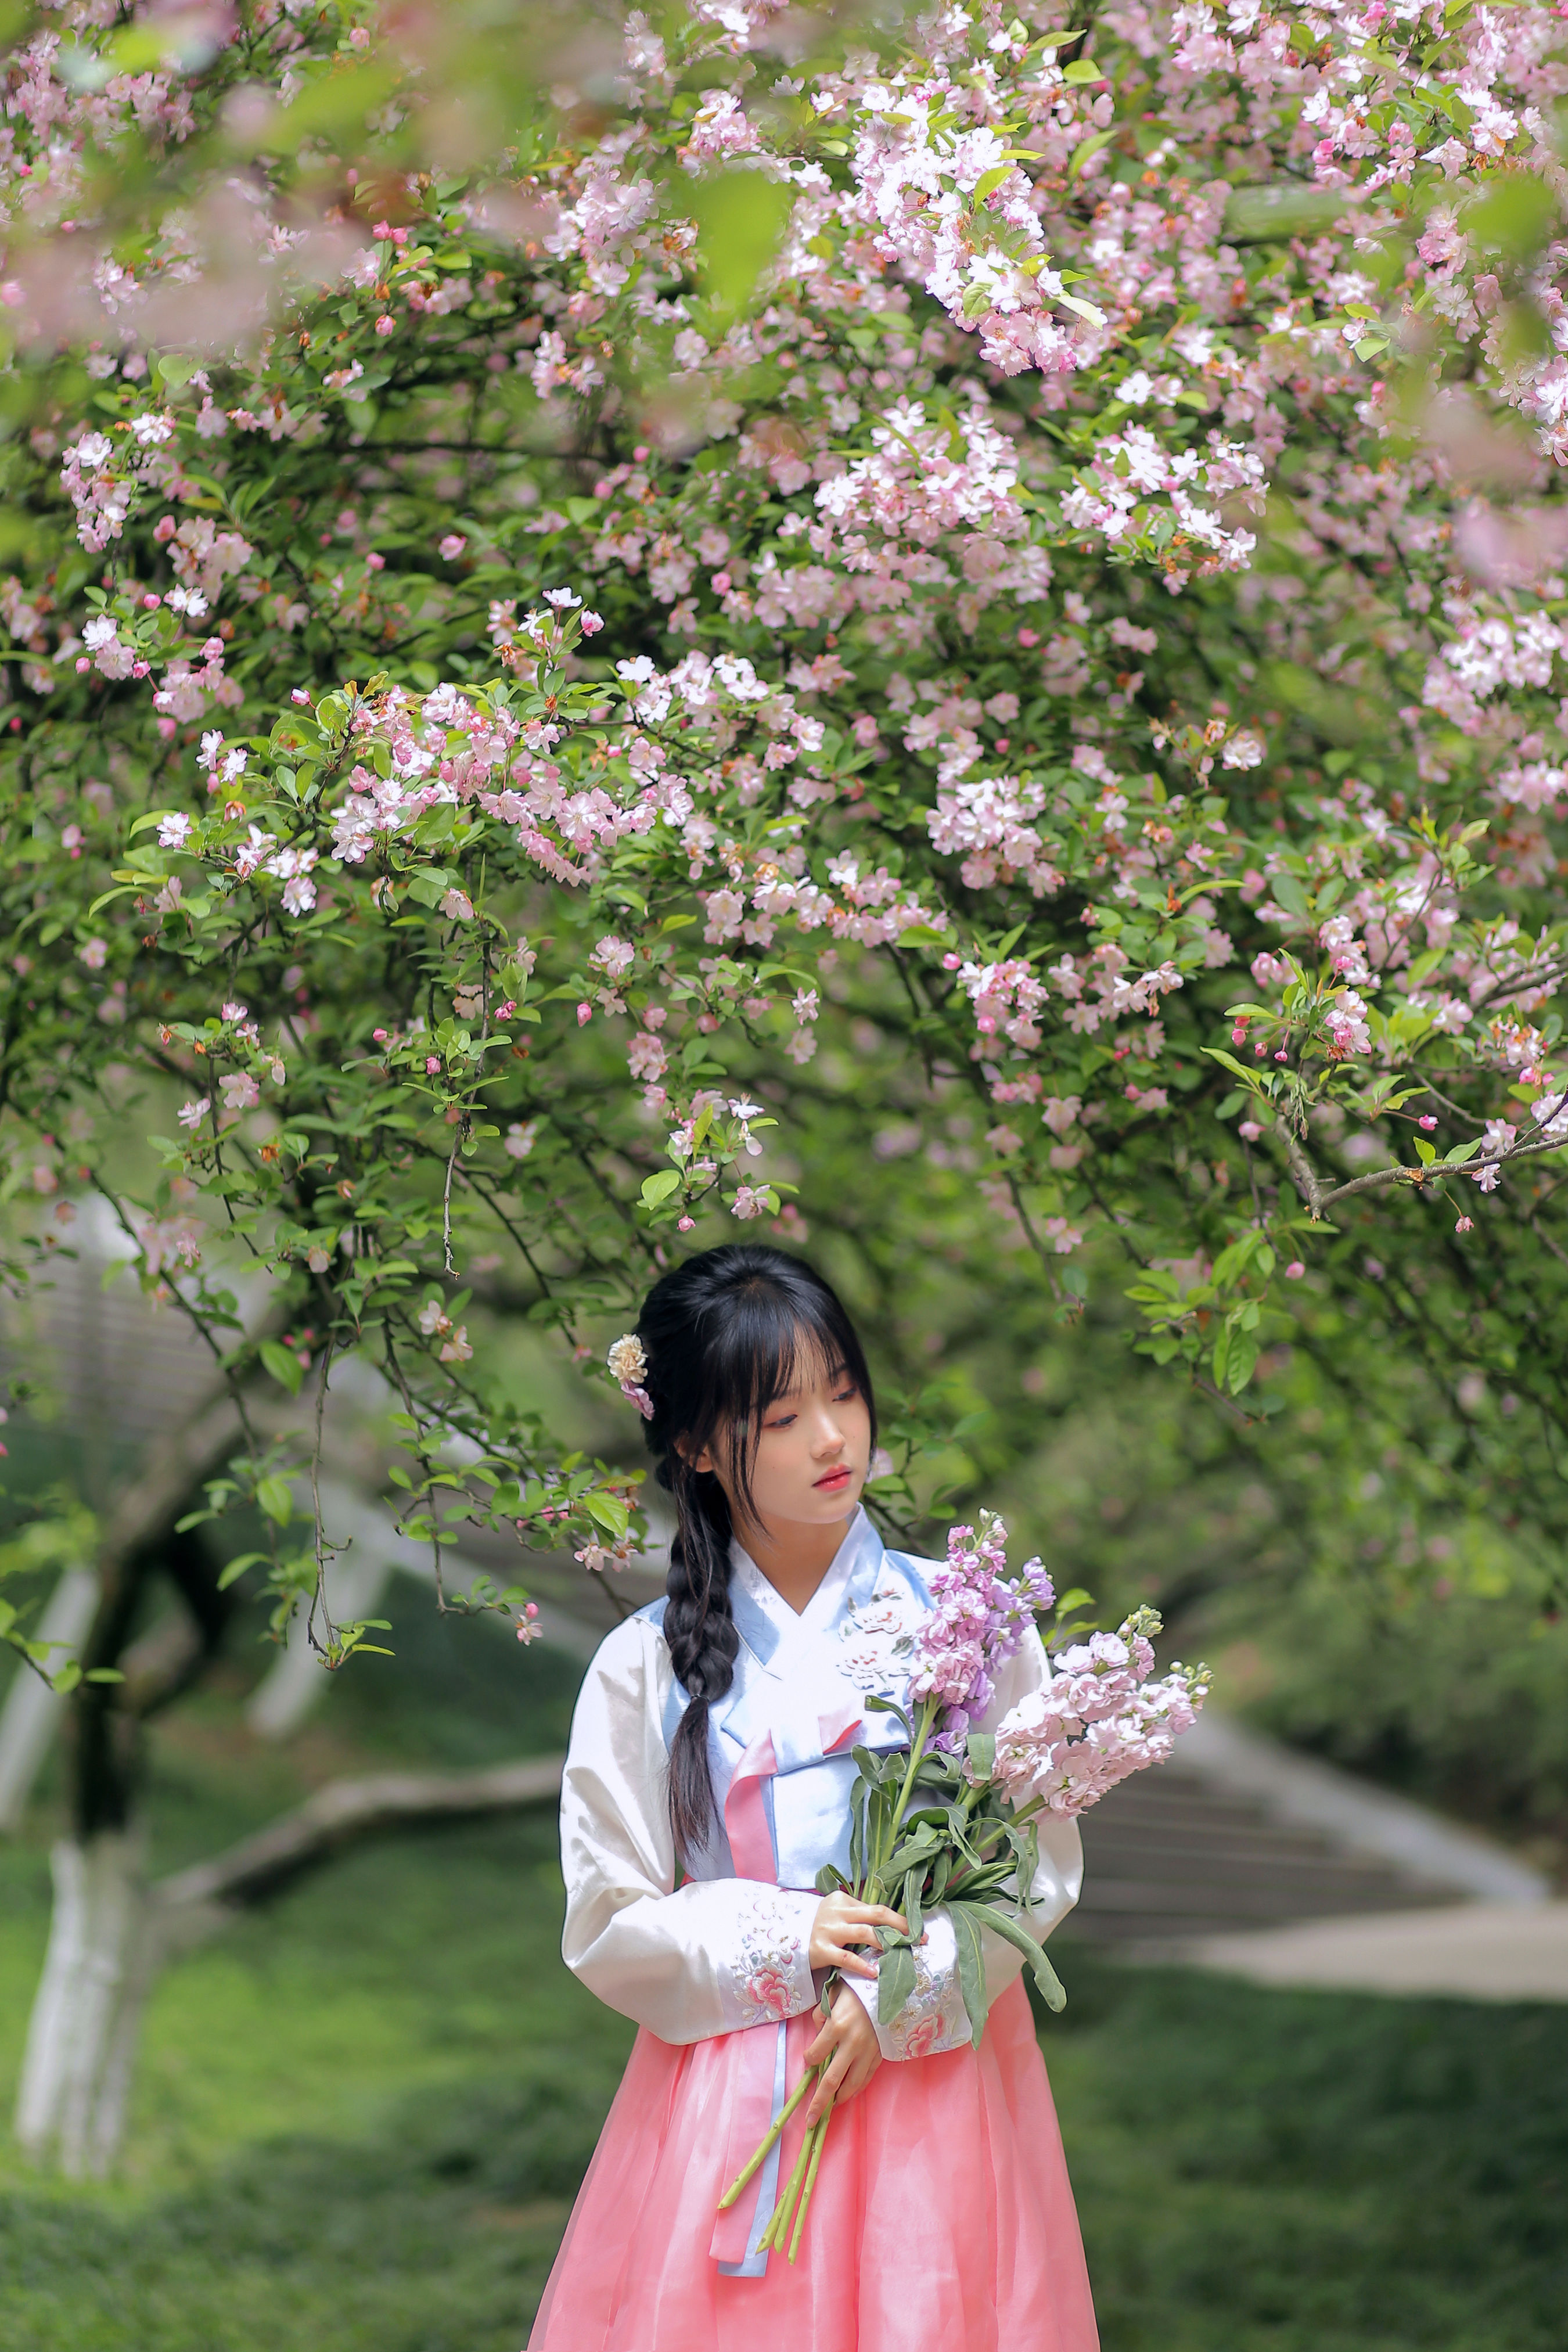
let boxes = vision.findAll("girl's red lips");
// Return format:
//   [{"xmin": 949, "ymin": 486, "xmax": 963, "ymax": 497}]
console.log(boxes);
[{"xmin": 814, "ymin": 1466, "xmax": 853, "ymax": 1488}]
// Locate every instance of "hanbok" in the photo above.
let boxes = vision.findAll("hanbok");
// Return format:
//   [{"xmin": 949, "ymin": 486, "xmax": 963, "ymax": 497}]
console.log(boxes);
[{"xmin": 527, "ymin": 1507, "xmax": 1099, "ymax": 2352}]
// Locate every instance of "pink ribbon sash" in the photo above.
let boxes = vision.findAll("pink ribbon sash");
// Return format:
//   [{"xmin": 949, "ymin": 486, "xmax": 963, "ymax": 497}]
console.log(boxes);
[{"xmin": 709, "ymin": 1700, "xmax": 864, "ymax": 2266}]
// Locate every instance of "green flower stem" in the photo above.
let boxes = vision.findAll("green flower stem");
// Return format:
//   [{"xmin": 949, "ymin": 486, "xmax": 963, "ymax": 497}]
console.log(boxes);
[
  {"xmin": 757, "ymin": 2110, "xmax": 819, "ymax": 2254},
  {"xmin": 717, "ymin": 2064, "xmax": 818, "ymax": 2211},
  {"xmin": 884, "ymin": 1694, "xmax": 939, "ymax": 1864},
  {"xmin": 788, "ymin": 2108, "xmax": 831, "ymax": 2263}
]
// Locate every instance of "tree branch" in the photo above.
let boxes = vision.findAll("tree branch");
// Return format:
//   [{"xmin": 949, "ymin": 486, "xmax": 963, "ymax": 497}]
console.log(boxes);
[{"xmin": 153, "ymin": 1752, "xmax": 563, "ymax": 1915}]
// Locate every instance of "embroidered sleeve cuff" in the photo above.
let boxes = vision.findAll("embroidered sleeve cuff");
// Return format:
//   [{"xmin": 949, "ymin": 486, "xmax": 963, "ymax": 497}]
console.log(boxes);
[
  {"xmin": 714, "ymin": 1885, "xmax": 821, "ymax": 2031},
  {"xmin": 844, "ymin": 1911, "xmax": 972, "ymax": 2060}
]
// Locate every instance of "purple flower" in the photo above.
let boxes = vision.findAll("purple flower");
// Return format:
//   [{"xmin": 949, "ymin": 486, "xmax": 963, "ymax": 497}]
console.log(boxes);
[{"xmin": 907, "ymin": 1511, "xmax": 1056, "ymax": 1747}]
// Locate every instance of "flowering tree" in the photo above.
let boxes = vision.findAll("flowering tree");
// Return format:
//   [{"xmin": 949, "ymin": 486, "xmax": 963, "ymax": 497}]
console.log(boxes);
[{"xmin": 0, "ymin": 0, "xmax": 1566, "ymax": 1693}]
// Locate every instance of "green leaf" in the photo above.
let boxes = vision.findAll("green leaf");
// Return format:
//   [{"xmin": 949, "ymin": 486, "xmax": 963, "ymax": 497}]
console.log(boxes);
[
  {"xmin": 688, "ymin": 168, "xmax": 794, "ymax": 318},
  {"xmin": 950, "ymin": 1901, "xmax": 990, "ymax": 2048},
  {"xmin": 582, "ymin": 1491, "xmax": 630, "ymax": 1538},
  {"xmin": 1069, "ymin": 128, "xmax": 1116, "ymax": 179},
  {"xmin": 897, "ymin": 923, "xmax": 953, "ymax": 948},
  {"xmin": 216, "ymin": 1551, "xmax": 268, "ymax": 1592},
  {"xmin": 641, "ymin": 1169, "xmax": 682, "ymax": 1207},
  {"xmin": 1202, "ymin": 1047, "xmax": 1262, "ymax": 1085},
  {"xmin": 970, "ymin": 1902, "xmax": 1067, "ymax": 2014},
  {"xmin": 260, "ymin": 1339, "xmax": 305, "ymax": 1396},
  {"xmin": 972, "ymin": 164, "xmax": 1016, "ymax": 206},
  {"xmin": 405, "ymin": 867, "xmax": 454, "ymax": 909},
  {"xmin": 257, "ymin": 1476, "xmax": 294, "ymax": 1527},
  {"xmin": 875, "ymin": 1939, "xmax": 918, "ymax": 2028}
]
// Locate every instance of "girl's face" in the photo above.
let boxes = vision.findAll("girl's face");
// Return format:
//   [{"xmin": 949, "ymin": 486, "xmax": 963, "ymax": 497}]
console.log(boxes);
[{"xmin": 693, "ymin": 1350, "xmax": 872, "ymax": 1540}]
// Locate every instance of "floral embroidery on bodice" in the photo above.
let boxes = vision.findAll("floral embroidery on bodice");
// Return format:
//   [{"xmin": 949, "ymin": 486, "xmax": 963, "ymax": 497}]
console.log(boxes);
[{"xmin": 836, "ymin": 1577, "xmax": 923, "ymax": 1694}]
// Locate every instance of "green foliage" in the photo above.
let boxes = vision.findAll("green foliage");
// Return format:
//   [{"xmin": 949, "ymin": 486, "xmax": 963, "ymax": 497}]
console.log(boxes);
[
  {"xmin": 0, "ymin": 0, "xmax": 1564, "ymax": 1689},
  {"xmin": 1056, "ymin": 1955, "xmax": 1568, "ymax": 2352},
  {"xmin": 2, "ymin": 1801, "xmax": 1563, "ymax": 2352}
]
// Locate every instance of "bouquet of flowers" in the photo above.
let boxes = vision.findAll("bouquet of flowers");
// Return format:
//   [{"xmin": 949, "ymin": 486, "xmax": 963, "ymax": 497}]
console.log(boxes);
[{"xmin": 719, "ymin": 1512, "xmax": 1209, "ymax": 2260}]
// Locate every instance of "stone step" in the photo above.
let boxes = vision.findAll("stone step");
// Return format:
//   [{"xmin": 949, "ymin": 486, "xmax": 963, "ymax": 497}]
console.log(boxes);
[{"xmin": 1062, "ymin": 1759, "xmax": 1465, "ymax": 1945}]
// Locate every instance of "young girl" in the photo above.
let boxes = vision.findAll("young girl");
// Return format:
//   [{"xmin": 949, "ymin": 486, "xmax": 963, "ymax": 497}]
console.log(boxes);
[{"xmin": 528, "ymin": 1245, "xmax": 1098, "ymax": 2352}]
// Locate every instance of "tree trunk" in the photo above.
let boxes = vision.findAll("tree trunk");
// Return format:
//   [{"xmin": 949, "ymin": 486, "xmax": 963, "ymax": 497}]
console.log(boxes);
[
  {"xmin": 13, "ymin": 1828, "xmax": 158, "ymax": 2177},
  {"xmin": 0, "ymin": 1566, "xmax": 99, "ymax": 1833},
  {"xmin": 10, "ymin": 1401, "xmax": 244, "ymax": 2175},
  {"xmin": 10, "ymin": 1753, "xmax": 563, "ymax": 2173}
]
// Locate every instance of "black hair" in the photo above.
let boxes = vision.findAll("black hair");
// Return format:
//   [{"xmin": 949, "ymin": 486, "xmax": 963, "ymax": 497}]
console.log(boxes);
[{"xmin": 634, "ymin": 1243, "xmax": 876, "ymax": 1864}]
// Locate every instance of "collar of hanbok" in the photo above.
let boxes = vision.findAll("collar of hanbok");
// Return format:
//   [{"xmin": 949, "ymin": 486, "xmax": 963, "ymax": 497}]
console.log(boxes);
[
  {"xmin": 650, "ymin": 1508, "xmax": 937, "ymax": 1888},
  {"xmin": 708, "ymin": 1509, "xmax": 932, "ymax": 1772}
]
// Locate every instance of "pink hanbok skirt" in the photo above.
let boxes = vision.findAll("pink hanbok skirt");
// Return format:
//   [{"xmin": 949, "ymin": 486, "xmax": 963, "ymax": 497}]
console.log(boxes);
[{"xmin": 527, "ymin": 1979, "xmax": 1098, "ymax": 2352}]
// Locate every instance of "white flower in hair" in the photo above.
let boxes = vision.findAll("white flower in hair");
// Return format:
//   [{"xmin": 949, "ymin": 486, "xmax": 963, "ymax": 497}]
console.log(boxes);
[
  {"xmin": 606, "ymin": 1333, "xmax": 648, "ymax": 1385},
  {"xmin": 607, "ymin": 1331, "xmax": 653, "ymax": 1419}
]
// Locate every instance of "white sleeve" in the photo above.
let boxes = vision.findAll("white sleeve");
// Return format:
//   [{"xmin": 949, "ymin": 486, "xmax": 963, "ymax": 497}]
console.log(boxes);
[
  {"xmin": 846, "ymin": 1626, "xmax": 1083, "ymax": 2060},
  {"xmin": 559, "ymin": 1614, "xmax": 821, "ymax": 2045}
]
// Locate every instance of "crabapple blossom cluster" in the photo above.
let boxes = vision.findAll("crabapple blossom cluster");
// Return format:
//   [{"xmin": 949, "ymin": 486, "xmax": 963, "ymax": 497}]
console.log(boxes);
[
  {"xmin": 907, "ymin": 1509, "xmax": 1056, "ymax": 1749},
  {"xmin": 2, "ymin": 0, "xmax": 1568, "ymax": 1673},
  {"xmin": 989, "ymin": 1607, "xmax": 1211, "ymax": 1818}
]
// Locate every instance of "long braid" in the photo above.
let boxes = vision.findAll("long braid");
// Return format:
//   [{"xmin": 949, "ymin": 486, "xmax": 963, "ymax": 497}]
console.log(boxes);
[{"xmin": 658, "ymin": 1452, "xmax": 740, "ymax": 1862}]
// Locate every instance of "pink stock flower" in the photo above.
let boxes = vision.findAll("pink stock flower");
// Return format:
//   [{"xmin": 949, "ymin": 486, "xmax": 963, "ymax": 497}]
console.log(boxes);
[{"xmin": 990, "ymin": 1606, "xmax": 1209, "ymax": 1818}]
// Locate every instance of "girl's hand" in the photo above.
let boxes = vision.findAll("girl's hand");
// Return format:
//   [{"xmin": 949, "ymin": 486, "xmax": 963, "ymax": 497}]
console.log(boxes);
[
  {"xmin": 808, "ymin": 1888, "xmax": 907, "ymax": 1980},
  {"xmin": 803, "ymin": 1981, "xmax": 882, "ymax": 2125}
]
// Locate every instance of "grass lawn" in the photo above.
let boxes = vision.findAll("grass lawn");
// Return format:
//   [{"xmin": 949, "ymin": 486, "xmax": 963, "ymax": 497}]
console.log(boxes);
[{"xmin": 1, "ymin": 1602, "xmax": 1563, "ymax": 2351}]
